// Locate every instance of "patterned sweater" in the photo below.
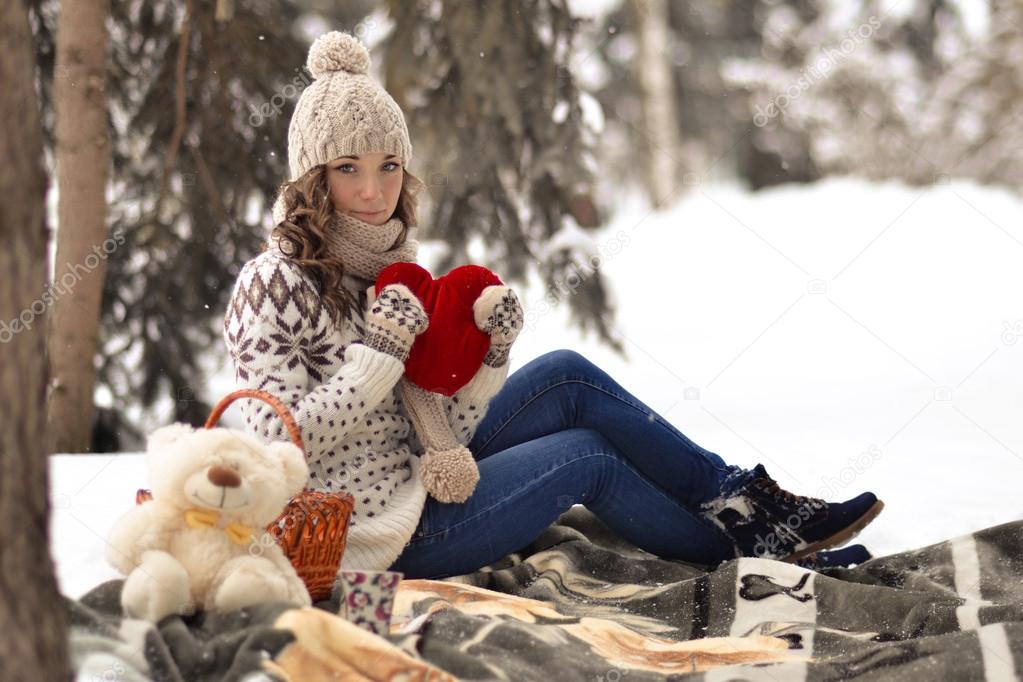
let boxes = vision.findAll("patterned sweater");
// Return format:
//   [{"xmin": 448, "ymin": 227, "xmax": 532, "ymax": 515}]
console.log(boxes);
[{"xmin": 222, "ymin": 245, "xmax": 509, "ymax": 571}]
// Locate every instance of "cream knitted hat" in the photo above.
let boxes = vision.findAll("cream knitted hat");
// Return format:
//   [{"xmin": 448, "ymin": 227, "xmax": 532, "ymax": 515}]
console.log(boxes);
[{"xmin": 271, "ymin": 31, "xmax": 413, "ymax": 226}]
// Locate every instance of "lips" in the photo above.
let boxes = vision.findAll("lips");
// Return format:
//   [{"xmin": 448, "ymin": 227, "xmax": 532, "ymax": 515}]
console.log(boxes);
[{"xmin": 354, "ymin": 209, "xmax": 384, "ymax": 218}]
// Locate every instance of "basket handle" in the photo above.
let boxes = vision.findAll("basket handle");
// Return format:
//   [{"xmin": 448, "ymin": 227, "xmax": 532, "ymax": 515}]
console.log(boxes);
[
  {"xmin": 205, "ymin": 389, "xmax": 305, "ymax": 453},
  {"xmin": 136, "ymin": 389, "xmax": 309, "ymax": 505}
]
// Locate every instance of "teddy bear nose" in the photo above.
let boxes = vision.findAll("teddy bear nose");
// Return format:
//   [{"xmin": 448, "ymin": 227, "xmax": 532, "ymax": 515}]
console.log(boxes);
[{"xmin": 207, "ymin": 465, "xmax": 241, "ymax": 488}]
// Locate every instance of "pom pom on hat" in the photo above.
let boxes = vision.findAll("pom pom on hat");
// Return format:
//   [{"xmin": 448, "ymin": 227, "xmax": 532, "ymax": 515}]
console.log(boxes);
[{"xmin": 307, "ymin": 31, "xmax": 370, "ymax": 78}]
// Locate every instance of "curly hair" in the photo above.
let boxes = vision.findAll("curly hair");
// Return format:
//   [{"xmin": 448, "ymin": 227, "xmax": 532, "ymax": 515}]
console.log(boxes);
[{"xmin": 266, "ymin": 164, "xmax": 425, "ymax": 326}]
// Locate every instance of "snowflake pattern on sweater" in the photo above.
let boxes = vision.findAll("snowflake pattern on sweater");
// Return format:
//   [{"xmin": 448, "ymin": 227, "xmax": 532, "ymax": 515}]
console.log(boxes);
[{"xmin": 222, "ymin": 248, "xmax": 508, "ymax": 570}]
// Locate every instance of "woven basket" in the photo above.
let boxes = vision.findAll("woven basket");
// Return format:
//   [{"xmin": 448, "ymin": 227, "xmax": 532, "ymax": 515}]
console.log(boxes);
[{"xmin": 136, "ymin": 388, "xmax": 354, "ymax": 602}]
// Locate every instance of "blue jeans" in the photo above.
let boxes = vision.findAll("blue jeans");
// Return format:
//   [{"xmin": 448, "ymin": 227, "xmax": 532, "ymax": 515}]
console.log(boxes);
[{"xmin": 388, "ymin": 349, "xmax": 745, "ymax": 579}]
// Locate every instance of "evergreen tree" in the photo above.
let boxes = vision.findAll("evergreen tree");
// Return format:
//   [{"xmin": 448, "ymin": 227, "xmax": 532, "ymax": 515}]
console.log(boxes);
[
  {"xmin": 383, "ymin": 0, "xmax": 617, "ymax": 350},
  {"xmin": 31, "ymin": 0, "xmax": 612, "ymax": 449},
  {"xmin": 1, "ymin": 0, "xmax": 70, "ymax": 675},
  {"xmin": 724, "ymin": 0, "xmax": 1022, "ymax": 188},
  {"xmin": 46, "ymin": 0, "xmax": 113, "ymax": 455},
  {"xmin": 587, "ymin": 0, "xmax": 819, "ymax": 192}
]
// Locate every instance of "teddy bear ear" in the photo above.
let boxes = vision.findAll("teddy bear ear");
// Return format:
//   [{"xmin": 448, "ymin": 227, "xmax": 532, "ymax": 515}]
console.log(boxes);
[
  {"xmin": 146, "ymin": 423, "xmax": 196, "ymax": 452},
  {"xmin": 268, "ymin": 441, "xmax": 309, "ymax": 496}
]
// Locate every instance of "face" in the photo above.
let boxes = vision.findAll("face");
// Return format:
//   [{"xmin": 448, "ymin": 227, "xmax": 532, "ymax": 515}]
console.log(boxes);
[{"xmin": 326, "ymin": 152, "xmax": 404, "ymax": 225}]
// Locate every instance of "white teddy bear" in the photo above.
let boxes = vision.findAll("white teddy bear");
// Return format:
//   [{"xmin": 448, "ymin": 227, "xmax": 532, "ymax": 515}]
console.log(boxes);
[{"xmin": 106, "ymin": 422, "xmax": 313, "ymax": 622}]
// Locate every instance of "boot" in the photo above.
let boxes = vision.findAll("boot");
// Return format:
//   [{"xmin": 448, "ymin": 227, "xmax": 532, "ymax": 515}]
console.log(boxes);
[
  {"xmin": 699, "ymin": 464, "xmax": 884, "ymax": 561},
  {"xmin": 794, "ymin": 543, "xmax": 873, "ymax": 570}
]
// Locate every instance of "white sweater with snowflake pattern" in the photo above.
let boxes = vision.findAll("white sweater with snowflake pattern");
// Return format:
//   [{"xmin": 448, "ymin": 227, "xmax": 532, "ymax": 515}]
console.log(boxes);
[{"xmin": 222, "ymin": 246, "xmax": 509, "ymax": 571}]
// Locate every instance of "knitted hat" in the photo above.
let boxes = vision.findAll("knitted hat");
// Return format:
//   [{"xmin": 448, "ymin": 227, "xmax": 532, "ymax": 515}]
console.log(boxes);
[{"xmin": 271, "ymin": 31, "xmax": 413, "ymax": 226}]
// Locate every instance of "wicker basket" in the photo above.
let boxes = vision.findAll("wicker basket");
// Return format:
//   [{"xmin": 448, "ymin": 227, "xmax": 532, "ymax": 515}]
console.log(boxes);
[{"xmin": 136, "ymin": 389, "xmax": 354, "ymax": 602}]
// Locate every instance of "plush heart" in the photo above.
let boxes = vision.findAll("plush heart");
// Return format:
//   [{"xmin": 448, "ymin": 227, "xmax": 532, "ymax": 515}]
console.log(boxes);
[{"xmin": 374, "ymin": 262, "xmax": 503, "ymax": 396}]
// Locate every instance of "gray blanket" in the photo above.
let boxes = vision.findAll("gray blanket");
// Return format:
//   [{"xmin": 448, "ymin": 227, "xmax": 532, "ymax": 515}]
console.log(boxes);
[{"xmin": 67, "ymin": 507, "xmax": 1023, "ymax": 680}]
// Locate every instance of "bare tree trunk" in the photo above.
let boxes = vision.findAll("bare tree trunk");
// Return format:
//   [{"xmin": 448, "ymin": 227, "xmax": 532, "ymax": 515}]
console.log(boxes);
[
  {"xmin": 630, "ymin": 0, "xmax": 682, "ymax": 207},
  {"xmin": 46, "ymin": 0, "xmax": 112, "ymax": 455},
  {"xmin": 0, "ymin": 1, "xmax": 71, "ymax": 679}
]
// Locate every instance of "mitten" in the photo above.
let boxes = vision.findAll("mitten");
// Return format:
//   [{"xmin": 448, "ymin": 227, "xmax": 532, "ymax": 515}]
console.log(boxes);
[
  {"xmin": 473, "ymin": 285, "xmax": 524, "ymax": 368},
  {"xmin": 361, "ymin": 283, "xmax": 429, "ymax": 363}
]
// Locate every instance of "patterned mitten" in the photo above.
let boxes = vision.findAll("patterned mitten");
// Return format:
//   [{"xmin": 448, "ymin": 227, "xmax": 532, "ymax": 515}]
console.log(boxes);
[
  {"xmin": 361, "ymin": 283, "xmax": 429, "ymax": 363},
  {"xmin": 472, "ymin": 285, "xmax": 523, "ymax": 368}
]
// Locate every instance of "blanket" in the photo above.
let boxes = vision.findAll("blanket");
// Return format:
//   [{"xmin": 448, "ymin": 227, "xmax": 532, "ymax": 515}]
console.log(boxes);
[{"xmin": 67, "ymin": 507, "xmax": 1023, "ymax": 680}]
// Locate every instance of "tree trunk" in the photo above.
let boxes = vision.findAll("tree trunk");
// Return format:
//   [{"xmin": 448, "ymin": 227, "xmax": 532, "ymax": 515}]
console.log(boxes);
[
  {"xmin": 630, "ymin": 0, "xmax": 682, "ymax": 208},
  {"xmin": 46, "ymin": 0, "xmax": 112, "ymax": 455},
  {"xmin": 0, "ymin": 1, "xmax": 71, "ymax": 680}
]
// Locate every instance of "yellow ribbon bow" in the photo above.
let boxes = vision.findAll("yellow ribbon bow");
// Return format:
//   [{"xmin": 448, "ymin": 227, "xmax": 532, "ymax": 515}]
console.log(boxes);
[{"xmin": 183, "ymin": 507, "xmax": 254, "ymax": 545}]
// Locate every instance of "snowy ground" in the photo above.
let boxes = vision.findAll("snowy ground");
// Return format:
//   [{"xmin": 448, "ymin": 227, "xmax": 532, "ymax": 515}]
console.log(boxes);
[{"xmin": 51, "ymin": 176, "xmax": 1023, "ymax": 598}]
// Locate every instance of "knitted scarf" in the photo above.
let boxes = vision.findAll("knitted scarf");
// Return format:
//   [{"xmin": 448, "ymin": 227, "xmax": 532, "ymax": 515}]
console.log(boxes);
[
  {"xmin": 321, "ymin": 210, "xmax": 478, "ymax": 503},
  {"xmin": 321, "ymin": 211, "xmax": 419, "ymax": 282}
]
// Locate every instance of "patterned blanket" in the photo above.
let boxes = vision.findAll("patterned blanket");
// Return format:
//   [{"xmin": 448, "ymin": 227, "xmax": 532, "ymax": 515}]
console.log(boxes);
[{"xmin": 67, "ymin": 507, "xmax": 1023, "ymax": 680}]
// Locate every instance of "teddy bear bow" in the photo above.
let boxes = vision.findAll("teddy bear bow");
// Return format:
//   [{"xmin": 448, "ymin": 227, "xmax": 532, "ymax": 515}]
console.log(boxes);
[{"xmin": 183, "ymin": 507, "xmax": 255, "ymax": 545}]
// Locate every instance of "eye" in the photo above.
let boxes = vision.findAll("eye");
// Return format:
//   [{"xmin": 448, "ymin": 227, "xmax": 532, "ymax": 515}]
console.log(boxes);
[{"xmin": 334, "ymin": 162, "xmax": 401, "ymax": 173}]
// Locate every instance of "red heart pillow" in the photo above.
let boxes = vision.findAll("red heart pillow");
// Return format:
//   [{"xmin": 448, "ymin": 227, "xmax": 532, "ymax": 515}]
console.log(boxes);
[{"xmin": 375, "ymin": 262, "xmax": 503, "ymax": 396}]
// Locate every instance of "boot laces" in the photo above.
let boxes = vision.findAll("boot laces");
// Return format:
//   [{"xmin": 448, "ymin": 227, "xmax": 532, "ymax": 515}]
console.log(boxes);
[{"xmin": 753, "ymin": 477, "xmax": 824, "ymax": 508}]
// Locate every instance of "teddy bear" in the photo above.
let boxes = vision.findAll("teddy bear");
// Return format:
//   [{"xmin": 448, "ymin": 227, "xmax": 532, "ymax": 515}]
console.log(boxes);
[{"xmin": 106, "ymin": 422, "xmax": 312, "ymax": 622}]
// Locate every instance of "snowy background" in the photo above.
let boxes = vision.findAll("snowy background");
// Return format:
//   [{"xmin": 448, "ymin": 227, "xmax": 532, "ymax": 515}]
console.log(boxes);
[{"xmin": 52, "ymin": 176, "xmax": 1023, "ymax": 598}]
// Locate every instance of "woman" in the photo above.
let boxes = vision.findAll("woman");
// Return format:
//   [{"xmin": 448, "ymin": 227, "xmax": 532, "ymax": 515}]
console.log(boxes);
[{"xmin": 223, "ymin": 32, "xmax": 883, "ymax": 580}]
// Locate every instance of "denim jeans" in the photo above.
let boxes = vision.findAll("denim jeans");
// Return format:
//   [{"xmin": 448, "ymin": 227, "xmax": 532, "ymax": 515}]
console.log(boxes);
[{"xmin": 388, "ymin": 349, "xmax": 746, "ymax": 579}]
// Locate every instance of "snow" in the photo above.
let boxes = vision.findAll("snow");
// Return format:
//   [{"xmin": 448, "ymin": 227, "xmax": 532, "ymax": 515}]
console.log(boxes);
[
  {"xmin": 551, "ymin": 100, "xmax": 570, "ymax": 124},
  {"xmin": 51, "ymin": 454, "xmax": 148, "ymax": 597},
  {"xmin": 949, "ymin": 0, "xmax": 991, "ymax": 39},
  {"xmin": 50, "ymin": 176, "xmax": 1023, "ymax": 598},
  {"xmin": 537, "ymin": 219, "xmax": 601, "ymax": 260},
  {"xmin": 578, "ymin": 91, "xmax": 605, "ymax": 134},
  {"xmin": 565, "ymin": 0, "xmax": 621, "ymax": 21}
]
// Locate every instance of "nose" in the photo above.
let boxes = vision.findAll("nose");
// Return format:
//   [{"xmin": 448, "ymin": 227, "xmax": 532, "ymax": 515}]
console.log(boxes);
[
  {"xmin": 207, "ymin": 464, "xmax": 241, "ymax": 488},
  {"xmin": 359, "ymin": 176, "xmax": 382, "ymax": 200}
]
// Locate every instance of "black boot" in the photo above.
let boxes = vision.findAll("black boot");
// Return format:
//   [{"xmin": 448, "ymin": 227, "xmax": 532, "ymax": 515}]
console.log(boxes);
[
  {"xmin": 698, "ymin": 464, "xmax": 884, "ymax": 562},
  {"xmin": 794, "ymin": 543, "xmax": 873, "ymax": 570}
]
